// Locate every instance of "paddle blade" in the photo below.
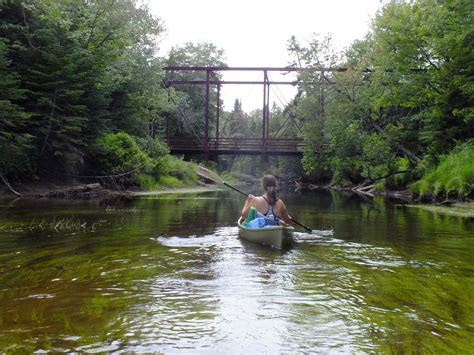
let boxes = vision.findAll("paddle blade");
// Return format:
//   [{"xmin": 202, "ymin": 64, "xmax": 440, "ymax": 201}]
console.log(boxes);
[
  {"xmin": 195, "ymin": 166, "xmax": 224, "ymax": 185},
  {"xmin": 311, "ymin": 229, "xmax": 334, "ymax": 236}
]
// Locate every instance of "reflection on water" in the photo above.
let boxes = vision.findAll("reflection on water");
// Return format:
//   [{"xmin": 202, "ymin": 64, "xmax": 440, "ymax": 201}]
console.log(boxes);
[{"xmin": 0, "ymin": 190, "xmax": 473, "ymax": 353}]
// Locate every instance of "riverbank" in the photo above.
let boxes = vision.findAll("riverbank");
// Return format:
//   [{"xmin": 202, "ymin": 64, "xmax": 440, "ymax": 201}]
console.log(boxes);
[
  {"xmin": 0, "ymin": 180, "xmax": 223, "ymax": 200},
  {"xmin": 0, "ymin": 182, "xmax": 114, "ymax": 199},
  {"xmin": 293, "ymin": 181, "xmax": 474, "ymax": 218}
]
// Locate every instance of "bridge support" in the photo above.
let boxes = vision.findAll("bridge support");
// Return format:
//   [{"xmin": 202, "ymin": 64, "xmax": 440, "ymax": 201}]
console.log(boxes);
[
  {"xmin": 262, "ymin": 70, "xmax": 270, "ymax": 158},
  {"xmin": 204, "ymin": 69, "xmax": 210, "ymax": 160},
  {"xmin": 215, "ymin": 83, "xmax": 221, "ymax": 150}
]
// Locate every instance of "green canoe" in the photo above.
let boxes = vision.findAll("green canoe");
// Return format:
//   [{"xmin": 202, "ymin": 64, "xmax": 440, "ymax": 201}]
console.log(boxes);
[{"xmin": 237, "ymin": 217, "xmax": 294, "ymax": 250}]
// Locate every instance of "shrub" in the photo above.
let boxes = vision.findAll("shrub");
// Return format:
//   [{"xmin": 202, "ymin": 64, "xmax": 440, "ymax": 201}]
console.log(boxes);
[
  {"xmin": 93, "ymin": 132, "xmax": 154, "ymax": 175},
  {"xmin": 135, "ymin": 136, "xmax": 169, "ymax": 159},
  {"xmin": 90, "ymin": 133, "xmax": 198, "ymax": 189}
]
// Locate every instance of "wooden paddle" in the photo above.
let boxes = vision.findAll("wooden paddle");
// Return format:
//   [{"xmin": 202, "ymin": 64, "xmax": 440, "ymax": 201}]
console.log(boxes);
[{"xmin": 195, "ymin": 166, "xmax": 314, "ymax": 233}]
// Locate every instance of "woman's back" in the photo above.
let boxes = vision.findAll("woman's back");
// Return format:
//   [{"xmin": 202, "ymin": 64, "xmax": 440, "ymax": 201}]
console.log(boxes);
[
  {"xmin": 241, "ymin": 174, "xmax": 291, "ymax": 224},
  {"xmin": 244, "ymin": 195, "xmax": 291, "ymax": 224}
]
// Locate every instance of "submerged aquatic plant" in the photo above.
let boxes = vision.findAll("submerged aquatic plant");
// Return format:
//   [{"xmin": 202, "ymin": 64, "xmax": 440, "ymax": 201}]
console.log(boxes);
[{"xmin": 0, "ymin": 217, "xmax": 108, "ymax": 233}]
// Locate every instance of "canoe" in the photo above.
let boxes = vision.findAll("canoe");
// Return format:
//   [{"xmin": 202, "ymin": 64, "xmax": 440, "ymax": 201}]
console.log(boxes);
[{"xmin": 237, "ymin": 217, "xmax": 294, "ymax": 250}]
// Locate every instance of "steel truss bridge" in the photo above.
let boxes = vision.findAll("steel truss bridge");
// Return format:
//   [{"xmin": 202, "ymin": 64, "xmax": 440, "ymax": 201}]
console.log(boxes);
[{"xmin": 162, "ymin": 66, "xmax": 319, "ymax": 158}]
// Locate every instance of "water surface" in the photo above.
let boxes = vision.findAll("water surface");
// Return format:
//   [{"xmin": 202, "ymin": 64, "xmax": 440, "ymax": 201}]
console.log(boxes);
[{"xmin": 0, "ymin": 189, "xmax": 473, "ymax": 353}]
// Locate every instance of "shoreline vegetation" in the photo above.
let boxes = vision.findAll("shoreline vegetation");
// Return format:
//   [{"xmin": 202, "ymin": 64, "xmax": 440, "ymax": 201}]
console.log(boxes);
[{"xmin": 0, "ymin": 1, "xmax": 472, "ymax": 216}]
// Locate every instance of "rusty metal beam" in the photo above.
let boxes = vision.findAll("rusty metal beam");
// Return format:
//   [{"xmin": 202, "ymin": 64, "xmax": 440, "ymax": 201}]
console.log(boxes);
[
  {"xmin": 169, "ymin": 148, "xmax": 304, "ymax": 157},
  {"xmin": 163, "ymin": 66, "xmax": 426, "ymax": 73},
  {"xmin": 204, "ymin": 70, "xmax": 210, "ymax": 159},
  {"xmin": 164, "ymin": 66, "xmax": 302, "ymax": 72},
  {"xmin": 163, "ymin": 66, "xmax": 353, "ymax": 72},
  {"xmin": 216, "ymin": 84, "xmax": 221, "ymax": 149},
  {"xmin": 262, "ymin": 70, "xmax": 267, "ymax": 153},
  {"xmin": 165, "ymin": 80, "xmax": 297, "ymax": 85}
]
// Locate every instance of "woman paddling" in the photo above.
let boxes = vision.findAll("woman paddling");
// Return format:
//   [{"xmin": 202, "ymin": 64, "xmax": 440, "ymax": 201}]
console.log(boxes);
[{"xmin": 241, "ymin": 174, "xmax": 291, "ymax": 225}]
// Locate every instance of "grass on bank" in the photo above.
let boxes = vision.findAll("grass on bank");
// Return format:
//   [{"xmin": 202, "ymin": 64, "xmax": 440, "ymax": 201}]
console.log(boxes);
[{"xmin": 412, "ymin": 142, "xmax": 474, "ymax": 199}]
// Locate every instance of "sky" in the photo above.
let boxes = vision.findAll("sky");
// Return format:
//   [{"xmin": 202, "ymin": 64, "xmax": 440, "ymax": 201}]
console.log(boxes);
[{"xmin": 149, "ymin": 0, "xmax": 384, "ymax": 111}]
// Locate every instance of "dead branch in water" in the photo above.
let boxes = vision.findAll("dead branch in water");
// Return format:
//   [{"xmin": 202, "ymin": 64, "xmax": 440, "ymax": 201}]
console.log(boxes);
[{"xmin": 0, "ymin": 173, "xmax": 22, "ymax": 197}]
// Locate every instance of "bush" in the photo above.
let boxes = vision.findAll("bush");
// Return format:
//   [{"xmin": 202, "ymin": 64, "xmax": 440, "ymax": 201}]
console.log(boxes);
[
  {"xmin": 93, "ymin": 132, "xmax": 154, "ymax": 175},
  {"xmin": 135, "ymin": 136, "xmax": 169, "ymax": 159},
  {"xmin": 89, "ymin": 133, "xmax": 199, "ymax": 189},
  {"xmin": 412, "ymin": 141, "xmax": 474, "ymax": 198}
]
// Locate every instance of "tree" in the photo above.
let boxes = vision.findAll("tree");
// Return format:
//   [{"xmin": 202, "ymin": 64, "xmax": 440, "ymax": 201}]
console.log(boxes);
[
  {"xmin": 0, "ymin": 39, "xmax": 33, "ymax": 179},
  {"xmin": 164, "ymin": 42, "xmax": 227, "ymax": 138},
  {"xmin": 0, "ymin": 0, "xmax": 166, "ymax": 178},
  {"xmin": 289, "ymin": 0, "xmax": 473, "ymax": 188}
]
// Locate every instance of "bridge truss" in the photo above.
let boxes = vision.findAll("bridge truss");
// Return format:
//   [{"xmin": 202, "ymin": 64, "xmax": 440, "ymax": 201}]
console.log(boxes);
[{"xmin": 162, "ymin": 66, "xmax": 304, "ymax": 158}]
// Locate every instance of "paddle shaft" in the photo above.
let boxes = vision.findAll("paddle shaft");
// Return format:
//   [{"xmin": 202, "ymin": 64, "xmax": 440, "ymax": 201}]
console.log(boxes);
[
  {"xmin": 223, "ymin": 182, "xmax": 247, "ymax": 196},
  {"xmin": 223, "ymin": 182, "xmax": 313, "ymax": 233}
]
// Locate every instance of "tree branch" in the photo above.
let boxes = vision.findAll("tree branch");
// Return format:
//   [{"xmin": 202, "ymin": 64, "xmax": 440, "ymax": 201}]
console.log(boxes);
[
  {"xmin": 371, "ymin": 122, "xmax": 421, "ymax": 163},
  {"xmin": 0, "ymin": 173, "xmax": 22, "ymax": 197}
]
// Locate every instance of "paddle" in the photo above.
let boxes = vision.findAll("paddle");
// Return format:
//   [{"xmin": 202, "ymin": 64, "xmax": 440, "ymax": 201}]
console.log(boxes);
[{"xmin": 195, "ymin": 166, "xmax": 314, "ymax": 233}]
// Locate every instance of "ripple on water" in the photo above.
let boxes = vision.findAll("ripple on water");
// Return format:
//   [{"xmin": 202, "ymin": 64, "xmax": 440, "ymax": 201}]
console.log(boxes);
[{"xmin": 153, "ymin": 226, "xmax": 240, "ymax": 250}]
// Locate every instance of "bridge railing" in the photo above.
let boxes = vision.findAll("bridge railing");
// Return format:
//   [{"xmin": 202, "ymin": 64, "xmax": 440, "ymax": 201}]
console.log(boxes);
[{"xmin": 165, "ymin": 137, "xmax": 305, "ymax": 154}]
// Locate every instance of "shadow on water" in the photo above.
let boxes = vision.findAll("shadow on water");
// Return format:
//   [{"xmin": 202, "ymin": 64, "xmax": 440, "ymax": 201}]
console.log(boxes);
[{"xmin": 0, "ymin": 189, "xmax": 473, "ymax": 353}]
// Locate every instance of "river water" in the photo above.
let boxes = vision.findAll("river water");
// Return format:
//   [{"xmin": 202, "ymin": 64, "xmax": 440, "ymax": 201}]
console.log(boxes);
[{"xmin": 0, "ymin": 189, "xmax": 473, "ymax": 353}]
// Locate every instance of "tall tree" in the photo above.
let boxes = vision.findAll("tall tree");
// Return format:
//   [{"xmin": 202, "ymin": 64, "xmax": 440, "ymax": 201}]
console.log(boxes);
[
  {"xmin": 0, "ymin": 39, "xmax": 32, "ymax": 179},
  {"xmin": 0, "ymin": 0, "xmax": 165, "ymax": 177},
  {"xmin": 164, "ymin": 42, "xmax": 227, "ymax": 139}
]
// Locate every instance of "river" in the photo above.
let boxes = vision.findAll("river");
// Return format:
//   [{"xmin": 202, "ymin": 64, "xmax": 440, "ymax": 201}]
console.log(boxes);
[{"xmin": 0, "ymin": 189, "xmax": 473, "ymax": 353}]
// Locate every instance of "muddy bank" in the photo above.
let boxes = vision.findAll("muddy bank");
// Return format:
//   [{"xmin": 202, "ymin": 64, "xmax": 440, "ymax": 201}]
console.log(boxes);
[{"xmin": 0, "ymin": 182, "xmax": 122, "ymax": 199}]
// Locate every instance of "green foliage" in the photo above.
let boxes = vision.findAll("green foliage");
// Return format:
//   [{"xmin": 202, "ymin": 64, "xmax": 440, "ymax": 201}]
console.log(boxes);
[
  {"xmin": 0, "ymin": 141, "xmax": 35, "ymax": 180},
  {"xmin": 361, "ymin": 133, "xmax": 395, "ymax": 181},
  {"xmin": 0, "ymin": 39, "xmax": 34, "ymax": 178},
  {"xmin": 290, "ymin": 0, "xmax": 473, "ymax": 191},
  {"xmin": 156, "ymin": 155, "xmax": 198, "ymax": 185},
  {"xmin": 164, "ymin": 42, "xmax": 226, "ymax": 137},
  {"xmin": 91, "ymin": 133, "xmax": 196, "ymax": 188},
  {"xmin": 158, "ymin": 175, "xmax": 183, "ymax": 187},
  {"xmin": 385, "ymin": 157, "xmax": 413, "ymax": 189},
  {"xmin": 136, "ymin": 173, "xmax": 157, "ymax": 190},
  {"xmin": 93, "ymin": 132, "xmax": 154, "ymax": 175},
  {"xmin": 136, "ymin": 136, "xmax": 170, "ymax": 159},
  {"xmin": 0, "ymin": 0, "xmax": 166, "ymax": 178},
  {"xmin": 412, "ymin": 141, "xmax": 474, "ymax": 198}
]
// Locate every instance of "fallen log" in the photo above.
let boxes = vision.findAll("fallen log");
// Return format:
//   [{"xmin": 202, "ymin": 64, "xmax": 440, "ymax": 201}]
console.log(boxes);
[
  {"xmin": 355, "ymin": 184, "xmax": 375, "ymax": 192},
  {"xmin": 39, "ymin": 183, "xmax": 104, "ymax": 198}
]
